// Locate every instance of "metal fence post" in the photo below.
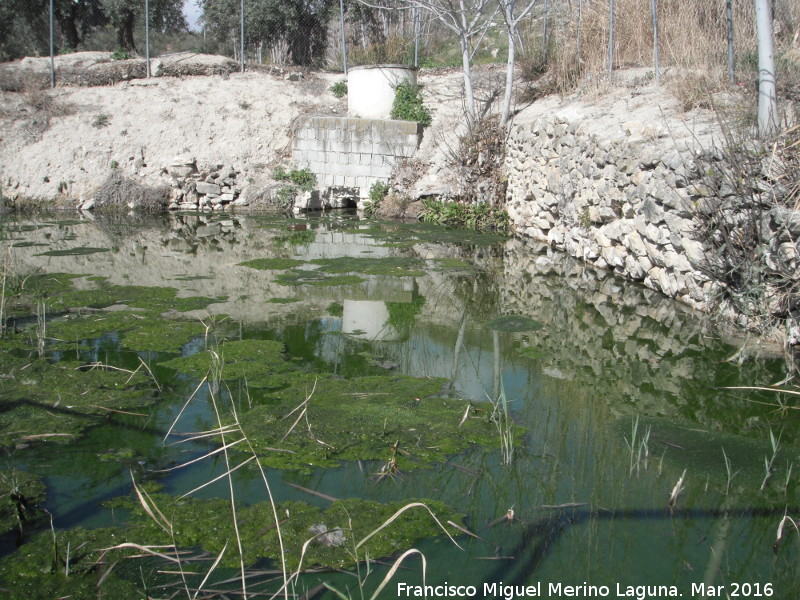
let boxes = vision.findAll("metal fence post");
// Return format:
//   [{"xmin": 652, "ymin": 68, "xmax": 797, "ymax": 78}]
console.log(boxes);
[
  {"xmin": 241, "ymin": 0, "xmax": 245, "ymax": 72},
  {"xmin": 146, "ymin": 0, "xmax": 151, "ymax": 77},
  {"xmin": 609, "ymin": 0, "xmax": 615, "ymax": 74},
  {"xmin": 651, "ymin": 0, "xmax": 659, "ymax": 84},
  {"xmin": 726, "ymin": 0, "xmax": 735, "ymax": 83},
  {"xmin": 49, "ymin": 0, "xmax": 55, "ymax": 88},
  {"xmin": 339, "ymin": 0, "xmax": 348, "ymax": 73},
  {"xmin": 414, "ymin": 7, "xmax": 420, "ymax": 68}
]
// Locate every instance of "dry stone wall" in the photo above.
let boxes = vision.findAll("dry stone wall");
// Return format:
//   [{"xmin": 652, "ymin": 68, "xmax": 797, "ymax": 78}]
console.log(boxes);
[
  {"xmin": 504, "ymin": 116, "xmax": 715, "ymax": 312},
  {"xmin": 504, "ymin": 116, "xmax": 800, "ymax": 344}
]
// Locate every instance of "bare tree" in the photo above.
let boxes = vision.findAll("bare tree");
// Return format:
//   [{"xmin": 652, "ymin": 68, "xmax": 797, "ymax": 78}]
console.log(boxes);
[
  {"xmin": 397, "ymin": 0, "xmax": 499, "ymax": 124},
  {"xmin": 497, "ymin": 0, "xmax": 538, "ymax": 127},
  {"xmin": 754, "ymin": 0, "xmax": 778, "ymax": 137}
]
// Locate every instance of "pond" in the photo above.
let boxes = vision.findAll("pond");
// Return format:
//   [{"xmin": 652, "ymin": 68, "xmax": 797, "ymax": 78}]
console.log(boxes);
[{"xmin": 0, "ymin": 212, "xmax": 797, "ymax": 599}]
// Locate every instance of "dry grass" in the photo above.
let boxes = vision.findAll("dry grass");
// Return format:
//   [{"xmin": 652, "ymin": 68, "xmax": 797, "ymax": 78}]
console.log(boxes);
[{"xmin": 525, "ymin": 0, "xmax": 799, "ymax": 102}]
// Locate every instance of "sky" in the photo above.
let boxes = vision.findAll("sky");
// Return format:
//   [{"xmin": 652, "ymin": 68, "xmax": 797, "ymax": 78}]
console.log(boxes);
[{"xmin": 183, "ymin": 0, "xmax": 203, "ymax": 32}]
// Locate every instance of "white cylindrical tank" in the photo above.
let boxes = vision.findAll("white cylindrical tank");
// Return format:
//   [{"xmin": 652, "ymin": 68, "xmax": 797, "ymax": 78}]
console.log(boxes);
[{"xmin": 347, "ymin": 65, "xmax": 417, "ymax": 119}]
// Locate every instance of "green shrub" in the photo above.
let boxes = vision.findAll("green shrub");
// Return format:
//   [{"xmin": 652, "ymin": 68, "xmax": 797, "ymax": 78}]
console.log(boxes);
[
  {"xmin": 110, "ymin": 47, "xmax": 129, "ymax": 61},
  {"xmin": 330, "ymin": 81, "xmax": 348, "ymax": 98},
  {"xmin": 420, "ymin": 198, "xmax": 508, "ymax": 231},
  {"xmin": 391, "ymin": 82, "xmax": 432, "ymax": 127},
  {"xmin": 273, "ymin": 166, "xmax": 317, "ymax": 192},
  {"xmin": 369, "ymin": 181, "xmax": 390, "ymax": 203}
]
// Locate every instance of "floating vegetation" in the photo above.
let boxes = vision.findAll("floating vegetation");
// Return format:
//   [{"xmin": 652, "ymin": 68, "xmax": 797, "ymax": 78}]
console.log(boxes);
[
  {"xmin": 35, "ymin": 247, "xmax": 110, "ymax": 257},
  {"xmin": 49, "ymin": 282, "xmax": 226, "ymax": 314},
  {"xmin": 0, "ymin": 469, "xmax": 46, "ymax": 536},
  {"xmin": 310, "ymin": 256, "xmax": 426, "ymax": 277},
  {"xmin": 238, "ymin": 257, "xmax": 305, "ymax": 270},
  {"xmin": 119, "ymin": 319, "xmax": 208, "ymax": 353},
  {"xmin": 0, "ymin": 355, "xmax": 156, "ymax": 446},
  {"xmin": 0, "ymin": 526, "xmax": 142, "ymax": 598},
  {"xmin": 171, "ymin": 274, "xmax": 213, "ymax": 281},
  {"xmin": 268, "ymin": 297, "xmax": 301, "ymax": 304},
  {"xmin": 517, "ymin": 345, "xmax": 547, "ymax": 359},
  {"xmin": 238, "ymin": 373, "xmax": 511, "ymax": 471},
  {"xmin": 105, "ymin": 493, "xmax": 463, "ymax": 571},
  {"xmin": 275, "ymin": 270, "xmax": 364, "ymax": 287},
  {"xmin": 271, "ymin": 228, "xmax": 316, "ymax": 247},
  {"xmin": 486, "ymin": 315, "xmax": 543, "ymax": 332},
  {"xmin": 160, "ymin": 339, "xmax": 301, "ymax": 388},
  {"xmin": 7, "ymin": 242, "xmax": 48, "ymax": 248}
]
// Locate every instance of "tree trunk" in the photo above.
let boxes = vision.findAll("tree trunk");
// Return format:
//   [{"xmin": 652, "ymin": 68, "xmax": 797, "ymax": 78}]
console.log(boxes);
[
  {"xmin": 460, "ymin": 31, "xmax": 477, "ymax": 125},
  {"xmin": 500, "ymin": 19, "xmax": 516, "ymax": 127},
  {"xmin": 755, "ymin": 0, "xmax": 778, "ymax": 137},
  {"xmin": 117, "ymin": 9, "xmax": 137, "ymax": 52},
  {"xmin": 56, "ymin": 5, "xmax": 80, "ymax": 50}
]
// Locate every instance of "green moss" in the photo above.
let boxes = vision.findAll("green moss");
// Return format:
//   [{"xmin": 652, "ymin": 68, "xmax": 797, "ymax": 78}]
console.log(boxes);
[
  {"xmin": 35, "ymin": 247, "xmax": 110, "ymax": 257},
  {"xmin": 239, "ymin": 373, "xmax": 508, "ymax": 470},
  {"xmin": 0, "ymin": 469, "xmax": 46, "ymax": 536},
  {"xmin": 0, "ymin": 356, "xmax": 156, "ymax": 447},
  {"xmin": 517, "ymin": 346, "xmax": 547, "ymax": 359},
  {"xmin": 46, "ymin": 311, "xmax": 145, "ymax": 344},
  {"xmin": 108, "ymin": 493, "xmax": 463, "ymax": 571},
  {"xmin": 160, "ymin": 339, "xmax": 300, "ymax": 388},
  {"xmin": 268, "ymin": 297, "xmax": 301, "ymax": 304},
  {"xmin": 310, "ymin": 256, "xmax": 426, "ymax": 277},
  {"xmin": 48, "ymin": 283, "xmax": 225, "ymax": 314},
  {"xmin": 486, "ymin": 315, "xmax": 543, "ymax": 332},
  {"xmin": 327, "ymin": 302, "xmax": 344, "ymax": 317},
  {"xmin": 0, "ymin": 526, "xmax": 142, "ymax": 597},
  {"xmin": 275, "ymin": 270, "xmax": 365, "ymax": 287},
  {"xmin": 120, "ymin": 319, "xmax": 207, "ymax": 353},
  {"xmin": 238, "ymin": 257, "xmax": 306, "ymax": 270}
]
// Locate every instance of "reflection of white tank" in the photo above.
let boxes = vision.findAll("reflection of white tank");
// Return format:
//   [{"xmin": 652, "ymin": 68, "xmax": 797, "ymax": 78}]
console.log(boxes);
[
  {"xmin": 348, "ymin": 65, "xmax": 417, "ymax": 119},
  {"xmin": 342, "ymin": 299, "xmax": 402, "ymax": 341}
]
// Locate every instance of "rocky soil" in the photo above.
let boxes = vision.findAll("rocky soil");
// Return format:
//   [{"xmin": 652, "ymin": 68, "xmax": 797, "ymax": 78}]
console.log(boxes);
[{"xmin": 0, "ymin": 52, "xmax": 721, "ymax": 213}]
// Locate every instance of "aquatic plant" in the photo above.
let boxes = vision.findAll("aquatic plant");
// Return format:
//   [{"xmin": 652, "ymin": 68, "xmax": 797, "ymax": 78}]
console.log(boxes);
[
  {"xmin": 489, "ymin": 385, "xmax": 515, "ymax": 466},
  {"xmin": 760, "ymin": 428, "xmax": 782, "ymax": 492},
  {"xmin": 624, "ymin": 415, "xmax": 651, "ymax": 477},
  {"xmin": 420, "ymin": 198, "xmax": 509, "ymax": 231}
]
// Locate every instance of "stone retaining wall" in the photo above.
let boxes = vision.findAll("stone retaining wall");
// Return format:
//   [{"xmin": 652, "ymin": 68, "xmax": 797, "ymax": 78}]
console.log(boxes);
[
  {"xmin": 504, "ymin": 115, "xmax": 800, "ymax": 340},
  {"xmin": 505, "ymin": 116, "xmax": 716, "ymax": 311}
]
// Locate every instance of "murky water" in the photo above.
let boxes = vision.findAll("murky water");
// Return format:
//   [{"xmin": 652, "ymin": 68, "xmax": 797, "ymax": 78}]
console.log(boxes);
[{"xmin": 0, "ymin": 212, "xmax": 798, "ymax": 598}]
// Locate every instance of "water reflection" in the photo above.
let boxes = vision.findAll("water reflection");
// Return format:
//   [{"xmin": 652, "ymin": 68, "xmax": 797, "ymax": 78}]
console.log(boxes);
[{"xmin": 1, "ymin": 213, "xmax": 797, "ymax": 594}]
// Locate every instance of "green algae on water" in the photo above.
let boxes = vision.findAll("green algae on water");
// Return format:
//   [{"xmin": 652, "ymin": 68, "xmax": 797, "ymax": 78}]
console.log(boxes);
[
  {"xmin": 311, "ymin": 256, "xmax": 426, "ymax": 277},
  {"xmin": 486, "ymin": 315, "xmax": 544, "ymax": 332},
  {"xmin": 239, "ymin": 373, "xmax": 509, "ymax": 470},
  {"xmin": 107, "ymin": 492, "xmax": 464, "ymax": 571},
  {"xmin": 238, "ymin": 257, "xmax": 305, "ymax": 270},
  {"xmin": 275, "ymin": 270, "xmax": 364, "ymax": 287},
  {"xmin": 160, "ymin": 339, "xmax": 301, "ymax": 388},
  {"xmin": 49, "ymin": 282, "xmax": 225, "ymax": 314},
  {"xmin": 0, "ymin": 526, "xmax": 143, "ymax": 598},
  {"xmin": 0, "ymin": 355, "xmax": 156, "ymax": 447},
  {"xmin": 35, "ymin": 247, "xmax": 110, "ymax": 257},
  {"xmin": 0, "ymin": 469, "xmax": 46, "ymax": 536}
]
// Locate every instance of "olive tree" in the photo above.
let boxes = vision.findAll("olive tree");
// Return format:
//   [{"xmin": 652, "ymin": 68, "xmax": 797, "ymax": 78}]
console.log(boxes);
[
  {"xmin": 201, "ymin": 0, "xmax": 336, "ymax": 66},
  {"xmin": 102, "ymin": 0, "xmax": 186, "ymax": 52}
]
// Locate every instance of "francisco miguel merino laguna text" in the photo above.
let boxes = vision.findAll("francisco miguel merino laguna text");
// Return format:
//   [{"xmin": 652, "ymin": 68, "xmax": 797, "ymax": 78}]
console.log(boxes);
[{"xmin": 397, "ymin": 581, "xmax": 683, "ymax": 599}]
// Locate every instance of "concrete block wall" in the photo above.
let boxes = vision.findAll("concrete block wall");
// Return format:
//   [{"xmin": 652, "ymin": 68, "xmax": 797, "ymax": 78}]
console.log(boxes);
[{"xmin": 292, "ymin": 117, "xmax": 422, "ymax": 198}]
